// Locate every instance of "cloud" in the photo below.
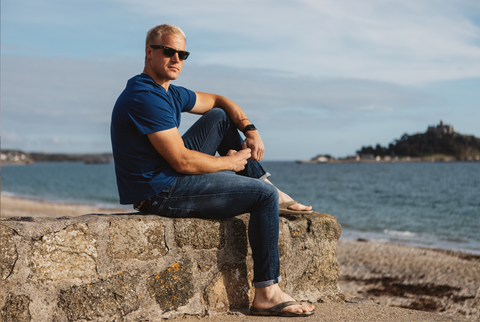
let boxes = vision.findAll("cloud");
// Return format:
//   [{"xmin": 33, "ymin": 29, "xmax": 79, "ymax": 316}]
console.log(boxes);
[
  {"xmin": 1, "ymin": 131, "xmax": 28, "ymax": 148},
  {"xmin": 2, "ymin": 0, "xmax": 479, "ymax": 157},
  {"xmin": 1, "ymin": 54, "xmax": 445, "ymax": 156},
  {"xmin": 180, "ymin": 65, "xmax": 440, "ymax": 120},
  {"xmin": 1, "ymin": 55, "xmax": 141, "ymax": 152},
  {"xmin": 116, "ymin": 0, "xmax": 480, "ymax": 83},
  {"xmin": 4, "ymin": 0, "xmax": 480, "ymax": 84}
]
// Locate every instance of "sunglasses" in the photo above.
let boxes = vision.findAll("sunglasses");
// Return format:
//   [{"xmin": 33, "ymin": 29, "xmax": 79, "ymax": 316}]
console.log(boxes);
[{"xmin": 149, "ymin": 45, "xmax": 190, "ymax": 60}]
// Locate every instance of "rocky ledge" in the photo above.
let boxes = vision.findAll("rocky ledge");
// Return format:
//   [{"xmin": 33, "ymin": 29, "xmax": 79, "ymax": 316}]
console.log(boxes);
[{"xmin": 0, "ymin": 211, "xmax": 342, "ymax": 321}]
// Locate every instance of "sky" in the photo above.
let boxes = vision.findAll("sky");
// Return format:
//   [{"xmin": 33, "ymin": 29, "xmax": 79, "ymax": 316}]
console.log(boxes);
[{"xmin": 2, "ymin": 0, "xmax": 480, "ymax": 160}]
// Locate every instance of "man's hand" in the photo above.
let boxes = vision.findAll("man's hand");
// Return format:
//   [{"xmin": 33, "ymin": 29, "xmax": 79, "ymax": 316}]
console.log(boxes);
[
  {"xmin": 226, "ymin": 148, "xmax": 251, "ymax": 172},
  {"xmin": 242, "ymin": 131, "xmax": 264, "ymax": 161}
]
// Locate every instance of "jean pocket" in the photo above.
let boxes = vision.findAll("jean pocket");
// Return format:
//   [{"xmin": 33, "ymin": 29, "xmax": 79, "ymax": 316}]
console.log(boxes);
[{"xmin": 165, "ymin": 207, "xmax": 202, "ymax": 218}]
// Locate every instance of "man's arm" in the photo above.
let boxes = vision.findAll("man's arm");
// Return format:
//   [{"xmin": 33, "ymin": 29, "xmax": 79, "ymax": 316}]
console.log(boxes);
[
  {"xmin": 190, "ymin": 92, "xmax": 265, "ymax": 161},
  {"xmin": 147, "ymin": 127, "xmax": 251, "ymax": 175}
]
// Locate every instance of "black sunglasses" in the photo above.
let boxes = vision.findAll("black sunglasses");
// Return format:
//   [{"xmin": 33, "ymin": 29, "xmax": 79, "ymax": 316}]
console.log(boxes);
[{"xmin": 149, "ymin": 45, "xmax": 190, "ymax": 60}]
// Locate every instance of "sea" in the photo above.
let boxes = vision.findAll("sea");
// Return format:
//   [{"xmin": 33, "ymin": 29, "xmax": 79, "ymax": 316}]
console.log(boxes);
[{"xmin": 2, "ymin": 161, "xmax": 479, "ymax": 255}]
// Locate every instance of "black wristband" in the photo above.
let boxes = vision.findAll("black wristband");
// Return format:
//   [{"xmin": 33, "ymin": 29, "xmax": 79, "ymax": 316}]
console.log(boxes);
[{"xmin": 242, "ymin": 124, "xmax": 257, "ymax": 135}]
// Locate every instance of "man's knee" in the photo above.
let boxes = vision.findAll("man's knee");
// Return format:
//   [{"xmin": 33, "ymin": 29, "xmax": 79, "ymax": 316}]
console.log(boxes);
[
  {"xmin": 259, "ymin": 180, "xmax": 279, "ymax": 205},
  {"xmin": 205, "ymin": 107, "xmax": 228, "ymax": 121}
]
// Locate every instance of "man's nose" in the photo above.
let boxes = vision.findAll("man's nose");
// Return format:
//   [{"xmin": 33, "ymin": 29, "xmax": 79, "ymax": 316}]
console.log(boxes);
[{"xmin": 171, "ymin": 53, "xmax": 180, "ymax": 62}]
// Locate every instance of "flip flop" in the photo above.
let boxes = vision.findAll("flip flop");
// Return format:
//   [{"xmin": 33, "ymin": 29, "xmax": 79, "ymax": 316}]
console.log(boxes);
[
  {"xmin": 279, "ymin": 201, "xmax": 313, "ymax": 215},
  {"xmin": 250, "ymin": 301, "xmax": 315, "ymax": 317}
]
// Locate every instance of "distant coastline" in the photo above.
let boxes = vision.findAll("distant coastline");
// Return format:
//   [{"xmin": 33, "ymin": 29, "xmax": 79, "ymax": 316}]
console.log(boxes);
[
  {"xmin": 1, "ymin": 150, "xmax": 113, "ymax": 165},
  {"xmin": 297, "ymin": 154, "xmax": 480, "ymax": 164},
  {"xmin": 299, "ymin": 121, "xmax": 480, "ymax": 164}
]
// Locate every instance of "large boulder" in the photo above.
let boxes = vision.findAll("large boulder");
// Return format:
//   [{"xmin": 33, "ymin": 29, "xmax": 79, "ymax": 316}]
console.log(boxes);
[{"xmin": 0, "ymin": 211, "xmax": 342, "ymax": 321}]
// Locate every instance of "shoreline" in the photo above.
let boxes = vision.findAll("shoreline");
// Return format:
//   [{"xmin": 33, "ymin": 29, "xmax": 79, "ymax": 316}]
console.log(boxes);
[
  {"xmin": 1, "ymin": 195, "xmax": 131, "ymax": 218},
  {"xmin": 3, "ymin": 194, "xmax": 479, "ymax": 255},
  {"xmin": 339, "ymin": 228, "xmax": 480, "ymax": 257},
  {"xmin": 3, "ymin": 158, "xmax": 480, "ymax": 166},
  {"xmin": 297, "ymin": 157, "xmax": 480, "ymax": 164}
]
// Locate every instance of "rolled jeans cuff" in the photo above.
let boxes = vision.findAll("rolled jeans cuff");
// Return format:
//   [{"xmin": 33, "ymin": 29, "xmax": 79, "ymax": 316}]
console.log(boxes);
[
  {"xmin": 258, "ymin": 172, "xmax": 271, "ymax": 181},
  {"xmin": 253, "ymin": 275, "xmax": 282, "ymax": 288}
]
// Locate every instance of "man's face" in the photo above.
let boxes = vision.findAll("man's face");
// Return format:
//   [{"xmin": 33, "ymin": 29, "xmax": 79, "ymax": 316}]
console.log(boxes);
[{"xmin": 145, "ymin": 33, "xmax": 186, "ymax": 87}]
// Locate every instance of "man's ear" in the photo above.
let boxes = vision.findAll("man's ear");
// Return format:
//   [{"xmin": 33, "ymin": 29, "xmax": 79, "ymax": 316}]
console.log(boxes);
[{"xmin": 145, "ymin": 46, "xmax": 154, "ymax": 60}]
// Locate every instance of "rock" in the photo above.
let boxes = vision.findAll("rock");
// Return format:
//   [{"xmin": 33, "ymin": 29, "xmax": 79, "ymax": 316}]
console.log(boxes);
[
  {"xmin": 229, "ymin": 217, "xmax": 249, "ymax": 256},
  {"xmin": 0, "ymin": 294, "xmax": 31, "ymax": 322},
  {"xmin": 1, "ymin": 212, "xmax": 342, "ymax": 320},
  {"xmin": 174, "ymin": 218, "xmax": 225, "ymax": 249},
  {"xmin": 58, "ymin": 272, "xmax": 139, "ymax": 321},
  {"xmin": 147, "ymin": 258, "xmax": 194, "ymax": 312},
  {"xmin": 108, "ymin": 219, "xmax": 168, "ymax": 259},
  {"xmin": 203, "ymin": 263, "xmax": 253, "ymax": 312},
  {"xmin": 281, "ymin": 213, "xmax": 342, "ymax": 301},
  {"xmin": 293, "ymin": 253, "xmax": 341, "ymax": 294},
  {"xmin": 29, "ymin": 223, "xmax": 97, "ymax": 280},
  {"xmin": 203, "ymin": 272, "xmax": 230, "ymax": 312},
  {"xmin": 0, "ymin": 225, "xmax": 18, "ymax": 280}
]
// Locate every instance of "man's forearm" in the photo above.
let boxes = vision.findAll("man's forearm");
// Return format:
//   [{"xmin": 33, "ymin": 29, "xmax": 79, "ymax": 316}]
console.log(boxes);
[
  {"xmin": 189, "ymin": 92, "xmax": 264, "ymax": 161},
  {"xmin": 213, "ymin": 95, "xmax": 265, "ymax": 160},
  {"xmin": 173, "ymin": 150, "xmax": 235, "ymax": 174},
  {"xmin": 213, "ymin": 95, "xmax": 251, "ymax": 132},
  {"xmin": 147, "ymin": 128, "xmax": 251, "ymax": 175},
  {"xmin": 192, "ymin": 93, "xmax": 251, "ymax": 132}
]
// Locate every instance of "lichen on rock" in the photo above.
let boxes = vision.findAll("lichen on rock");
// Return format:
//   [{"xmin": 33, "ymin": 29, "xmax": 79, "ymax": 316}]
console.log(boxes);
[
  {"xmin": 58, "ymin": 272, "xmax": 139, "ymax": 321},
  {"xmin": 0, "ymin": 294, "xmax": 31, "ymax": 322},
  {"xmin": 147, "ymin": 258, "xmax": 194, "ymax": 312}
]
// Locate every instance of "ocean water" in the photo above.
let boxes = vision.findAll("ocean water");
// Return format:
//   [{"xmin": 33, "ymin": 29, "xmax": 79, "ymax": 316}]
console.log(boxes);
[
  {"xmin": 2, "ymin": 161, "xmax": 479, "ymax": 254},
  {"xmin": 1, "ymin": 162, "xmax": 124, "ymax": 208}
]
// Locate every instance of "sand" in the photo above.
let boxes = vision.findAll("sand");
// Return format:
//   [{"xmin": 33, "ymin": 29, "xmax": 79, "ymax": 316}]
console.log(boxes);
[
  {"xmin": 337, "ymin": 240, "xmax": 480, "ymax": 321},
  {"xmin": 1, "ymin": 195, "xmax": 131, "ymax": 218},
  {"xmin": 1, "ymin": 195, "xmax": 478, "ymax": 321}
]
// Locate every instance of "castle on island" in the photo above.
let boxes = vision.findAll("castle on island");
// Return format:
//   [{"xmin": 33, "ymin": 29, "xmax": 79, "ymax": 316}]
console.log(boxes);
[{"xmin": 427, "ymin": 121, "xmax": 454, "ymax": 135}]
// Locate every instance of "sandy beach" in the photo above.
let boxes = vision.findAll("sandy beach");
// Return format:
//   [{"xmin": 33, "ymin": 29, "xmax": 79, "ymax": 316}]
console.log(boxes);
[
  {"xmin": 1, "ymin": 196, "xmax": 478, "ymax": 321},
  {"xmin": 1, "ymin": 195, "xmax": 131, "ymax": 218},
  {"xmin": 337, "ymin": 240, "xmax": 480, "ymax": 321}
]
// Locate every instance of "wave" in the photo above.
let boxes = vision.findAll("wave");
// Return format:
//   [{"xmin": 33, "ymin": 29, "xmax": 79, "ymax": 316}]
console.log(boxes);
[{"xmin": 383, "ymin": 229, "xmax": 418, "ymax": 238}]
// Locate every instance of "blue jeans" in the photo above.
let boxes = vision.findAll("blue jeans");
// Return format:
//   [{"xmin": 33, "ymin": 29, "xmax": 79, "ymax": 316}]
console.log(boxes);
[{"xmin": 143, "ymin": 108, "xmax": 281, "ymax": 288}]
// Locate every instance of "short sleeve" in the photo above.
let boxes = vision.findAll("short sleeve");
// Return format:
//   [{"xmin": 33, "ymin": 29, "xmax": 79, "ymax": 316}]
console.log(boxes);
[
  {"xmin": 128, "ymin": 92, "xmax": 177, "ymax": 136},
  {"xmin": 171, "ymin": 85, "xmax": 197, "ymax": 113}
]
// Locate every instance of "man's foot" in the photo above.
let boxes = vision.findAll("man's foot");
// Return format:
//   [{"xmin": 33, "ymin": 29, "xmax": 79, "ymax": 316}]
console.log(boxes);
[
  {"xmin": 279, "ymin": 201, "xmax": 313, "ymax": 215},
  {"xmin": 278, "ymin": 191, "xmax": 312, "ymax": 212},
  {"xmin": 252, "ymin": 284, "xmax": 315, "ymax": 315},
  {"xmin": 263, "ymin": 178, "xmax": 313, "ymax": 212}
]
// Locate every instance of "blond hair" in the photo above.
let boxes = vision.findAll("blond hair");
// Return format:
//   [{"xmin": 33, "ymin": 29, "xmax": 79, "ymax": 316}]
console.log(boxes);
[{"xmin": 145, "ymin": 24, "xmax": 186, "ymax": 46}]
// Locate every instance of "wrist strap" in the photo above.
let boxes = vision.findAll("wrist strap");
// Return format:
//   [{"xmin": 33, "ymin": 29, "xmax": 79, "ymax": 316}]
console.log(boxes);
[{"xmin": 242, "ymin": 124, "xmax": 257, "ymax": 135}]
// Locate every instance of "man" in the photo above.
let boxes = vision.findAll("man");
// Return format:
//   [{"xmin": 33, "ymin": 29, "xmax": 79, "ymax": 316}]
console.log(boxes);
[{"xmin": 111, "ymin": 24, "xmax": 315, "ymax": 317}]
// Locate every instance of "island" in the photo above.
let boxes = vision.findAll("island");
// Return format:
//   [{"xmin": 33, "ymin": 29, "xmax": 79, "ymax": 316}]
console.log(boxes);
[{"xmin": 298, "ymin": 121, "xmax": 480, "ymax": 163}]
